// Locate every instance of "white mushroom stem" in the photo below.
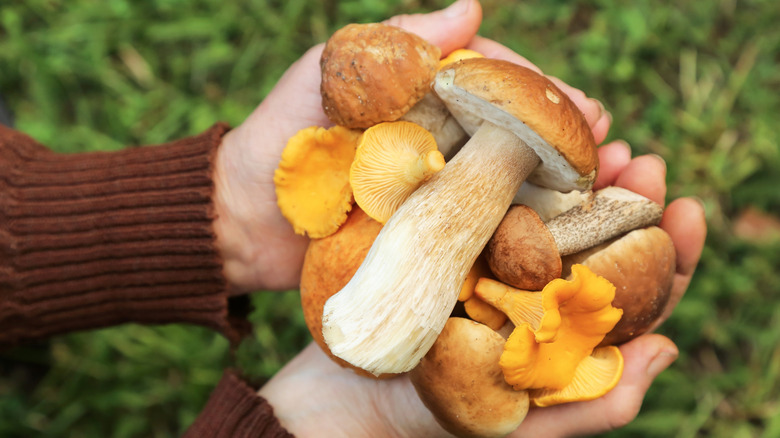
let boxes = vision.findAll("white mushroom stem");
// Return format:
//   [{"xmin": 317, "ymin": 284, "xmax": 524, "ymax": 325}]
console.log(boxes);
[
  {"xmin": 322, "ymin": 122, "xmax": 539, "ymax": 375},
  {"xmin": 547, "ymin": 186, "xmax": 664, "ymax": 256}
]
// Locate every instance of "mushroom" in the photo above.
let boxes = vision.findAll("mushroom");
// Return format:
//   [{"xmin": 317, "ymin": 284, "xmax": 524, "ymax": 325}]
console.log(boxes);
[
  {"xmin": 320, "ymin": 23, "xmax": 440, "ymax": 129},
  {"xmin": 274, "ymin": 125, "xmax": 361, "ymax": 238},
  {"xmin": 298, "ymin": 207, "xmax": 396, "ymax": 378},
  {"xmin": 322, "ymin": 58, "xmax": 599, "ymax": 375},
  {"xmin": 350, "ymin": 121, "xmax": 445, "ymax": 223},
  {"xmin": 457, "ymin": 255, "xmax": 507, "ymax": 330},
  {"xmin": 438, "ymin": 48, "xmax": 484, "ymax": 69},
  {"xmin": 561, "ymin": 226, "xmax": 676, "ymax": 346},
  {"xmin": 476, "ymin": 264, "xmax": 623, "ymax": 390},
  {"xmin": 488, "ymin": 186, "xmax": 664, "ymax": 290},
  {"xmin": 529, "ymin": 345, "xmax": 624, "ymax": 407},
  {"xmin": 410, "ymin": 317, "xmax": 530, "ymax": 438}
]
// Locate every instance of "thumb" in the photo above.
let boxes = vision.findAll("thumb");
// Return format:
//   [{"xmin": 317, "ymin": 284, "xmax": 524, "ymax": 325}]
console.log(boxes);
[
  {"xmin": 384, "ymin": 0, "xmax": 483, "ymax": 56},
  {"xmin": 513, "ymin": 334, "xmax": 678, "ymax": 437}
]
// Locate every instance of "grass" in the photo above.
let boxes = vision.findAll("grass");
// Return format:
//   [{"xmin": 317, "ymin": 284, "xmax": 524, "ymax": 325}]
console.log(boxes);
[{"xmin": 2, "ymin": 0, "xmax": 780, "ymax": 436}]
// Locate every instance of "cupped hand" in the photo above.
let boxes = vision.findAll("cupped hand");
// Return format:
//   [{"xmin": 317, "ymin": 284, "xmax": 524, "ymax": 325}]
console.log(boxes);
[{"xmin": 211, "ymin": 0, "xmax": 612, "ymax": 293}]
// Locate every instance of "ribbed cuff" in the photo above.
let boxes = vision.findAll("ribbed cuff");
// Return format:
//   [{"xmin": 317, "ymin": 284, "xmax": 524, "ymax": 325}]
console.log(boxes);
[
  {"xmin": 183, "ymin": 370, "xmax": 294, "ymax": 438},
  {"xmin": 0, "ymin": 123, "xmax": 250, "ymax": 346}
]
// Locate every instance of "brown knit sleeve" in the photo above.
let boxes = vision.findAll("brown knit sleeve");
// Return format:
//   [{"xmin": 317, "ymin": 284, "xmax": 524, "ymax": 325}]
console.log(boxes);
[
  {"xmin": 0, "ymin": 123, "xmax": 251, "ymax": 347},
  {"xmin": 184, "ymin": 370, "xmax": 294, "ymax": 438}
]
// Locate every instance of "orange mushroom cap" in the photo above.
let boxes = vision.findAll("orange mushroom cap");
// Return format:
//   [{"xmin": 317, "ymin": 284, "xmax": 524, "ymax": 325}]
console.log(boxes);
[
  {"xmin": 274, "ymin": 125, "xmax": 361, "ymax": 238},
  {"xmin": 530, "ymin": 346, "xmax": 624, "ymax": 407},
  {"xmin": 496, "ymin": 264, "xmax": 623, "ymax": 390}
]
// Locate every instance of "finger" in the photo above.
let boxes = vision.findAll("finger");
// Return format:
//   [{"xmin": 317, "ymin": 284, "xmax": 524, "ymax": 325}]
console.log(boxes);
[
  {"xmin": 650, "ymin": 197, "xmax": 707, "ymax": 328},
  {"xmin": 513, "ymin": 334, "xmax": 678, "ymax": 437},
  {"xmin": 384, "ymin": 0, "xmax": 483, "ymax": 56},
  {"xmin": 594, "ymin": 140, "xmax": 632, "ymax": 189},
  {"xmin": 613, "ymin": 154, "xmax": 668, "ymax": 205}
]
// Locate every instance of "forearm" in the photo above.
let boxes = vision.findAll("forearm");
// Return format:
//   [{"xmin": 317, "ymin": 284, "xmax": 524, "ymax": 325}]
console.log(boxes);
[{"xmin": 0, "ymin": 123, "xmax": 250, "ymax": 347}]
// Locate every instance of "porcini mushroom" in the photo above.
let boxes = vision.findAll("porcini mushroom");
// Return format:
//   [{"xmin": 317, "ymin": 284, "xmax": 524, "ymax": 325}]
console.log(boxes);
[
  {"xmin": 350, "ymin": 121, "xmax": 445, "ymax": 223},
  {"xmin": 477, "ymin": 264, "xmax": 623, "ymax": 390},
  {"xmin": 320, "ymin": 23, "xmax": 440, "ymax": 129},
  {"xmin": 488, "ymin": 186, "xmax": 664, "ymax": 290},
  {"xmin": 322, "ymin": 58, "xmax": 599, "ymax": 375},
  {"xmin": 562, "ymin": 226, "xmax": 676, "ymax": 346},
  {"xmin": 529, "ymin": 346, "xmax": 624, "ymax": 407},
  {"xmin": 274, "ymin": 125, "xmax": 361, "ymax": 238},
  {"xmin": 410, "ymin": 317, "xmax": 530, "ymax": 438}
]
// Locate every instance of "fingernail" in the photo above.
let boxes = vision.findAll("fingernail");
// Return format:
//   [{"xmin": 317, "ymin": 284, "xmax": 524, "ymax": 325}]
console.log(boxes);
[
  {"xmin": 648, "ymin": 153, "xmax": 667, "ymax": 174},
  {"xmin": 647, "ymin": 349, "xmax": 678, "ymax": 378},
  {"xmin": 444, "ymin": 0, "xmax": 471, "ymax": 17}
]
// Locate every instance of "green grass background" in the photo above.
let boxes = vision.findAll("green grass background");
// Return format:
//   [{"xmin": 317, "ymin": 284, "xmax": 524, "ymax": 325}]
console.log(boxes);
[{"xmin": 1, "ymin": 0, "xmax": 779, "ymax": 436}]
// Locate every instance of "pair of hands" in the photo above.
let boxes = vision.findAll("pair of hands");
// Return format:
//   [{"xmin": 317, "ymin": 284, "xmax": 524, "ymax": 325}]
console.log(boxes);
[{"xmin": 212, "ymin": 0, "xmax": 707, "ymax": 436}]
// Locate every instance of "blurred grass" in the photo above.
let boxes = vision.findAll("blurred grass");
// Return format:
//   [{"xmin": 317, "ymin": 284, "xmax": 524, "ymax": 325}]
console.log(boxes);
[{"xmin": 1, "ymin": 0, "xmax": 779, "ymax": 436}]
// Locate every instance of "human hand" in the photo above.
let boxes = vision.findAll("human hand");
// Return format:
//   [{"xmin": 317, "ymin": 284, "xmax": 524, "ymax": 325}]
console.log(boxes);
[{"xmin": 210, "ymin": 0, "xmax": 613, "ymax": 293}]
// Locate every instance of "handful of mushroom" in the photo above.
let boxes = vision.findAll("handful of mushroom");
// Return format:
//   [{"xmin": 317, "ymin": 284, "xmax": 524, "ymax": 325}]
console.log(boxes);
[{"xmin": 273, "ymin": 22, "xmax": 677, "ymax": 437}]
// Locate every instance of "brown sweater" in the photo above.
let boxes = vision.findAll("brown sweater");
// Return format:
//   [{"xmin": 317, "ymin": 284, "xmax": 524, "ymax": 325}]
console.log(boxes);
[{"xmin": 0, "ymin": 124, "xmax": 292, "ymax": 437}]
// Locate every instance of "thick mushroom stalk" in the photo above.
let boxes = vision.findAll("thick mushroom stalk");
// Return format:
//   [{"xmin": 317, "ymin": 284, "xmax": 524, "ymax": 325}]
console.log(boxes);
[{"xmin": 322, "ymin": 59, "xmax": 598, "ymax": 375}]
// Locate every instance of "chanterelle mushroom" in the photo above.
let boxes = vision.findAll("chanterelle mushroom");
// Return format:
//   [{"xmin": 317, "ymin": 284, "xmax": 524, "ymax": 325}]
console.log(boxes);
[
  {"xmin": 350, "ymin": 121, "xmax": 445, "ymax": 223},
  {"xmin": 321, "ymin": 58, "xmax": 599, "ymax": 375}
]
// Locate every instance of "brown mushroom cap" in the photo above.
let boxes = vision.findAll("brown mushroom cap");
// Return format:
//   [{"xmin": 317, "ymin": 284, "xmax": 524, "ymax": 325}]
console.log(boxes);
[
  {"xmin": 487, "ymin": 204, "xmax": 562, "ymax": 290},
  {"xmin": 299, "ymin": 207, "xmax": 395, "ymax": 378},
  {"xmin": 410, "ymin": 317, "xmax": 529, "ymax": 438},
  {"xmin": 435, "ymin": 58, "xmax": 598, "ymax": 192},
  {"xmin": 562, "ymin": 226, "xmax": 676, "ymax": 346},
  {"xmin": 320, "ymin": 23, "xmax": 441, "ymax": 129}
]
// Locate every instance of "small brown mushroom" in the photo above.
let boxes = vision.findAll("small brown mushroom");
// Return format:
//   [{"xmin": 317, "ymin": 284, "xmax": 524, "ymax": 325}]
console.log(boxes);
[
  {"xmin": 487, "ymin": 186, "xmax": 664, "ymax": 290},
  {"xmin": 410, "ymin": 317, "xmax": 529, "ymax": 438},
  {"xmin": 320, "ymin": 23, "xmax": 441, "ymax": 129},
  {"xmin": 561, "ymin": 226, "xmax": 676, "ymax": 346}
]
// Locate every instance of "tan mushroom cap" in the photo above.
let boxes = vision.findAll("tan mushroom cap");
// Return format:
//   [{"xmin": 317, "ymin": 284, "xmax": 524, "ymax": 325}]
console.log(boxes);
[
  {"xmin": 435, "ymin": 58, "xmax": 598, "ymax": 192},
  {"xmin": 487, "ymin": 204, "xmax": 562, "ymax": 290},
  {"xmin": 350, "ymin": 121, "xmax": 444, "ymax": 223},
  {"xmin": 410, "ymin": 317, "xmax": 529, "ymax": 438},
  {"xmin": 320, "ymin": 23, "xmax": 441, "ymax": 129},
  {"xmin": 562, "ymin": 226, "xmax": 676, "ymax": 346}
]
